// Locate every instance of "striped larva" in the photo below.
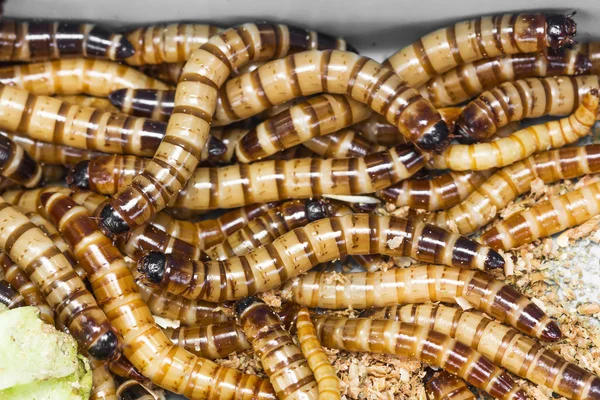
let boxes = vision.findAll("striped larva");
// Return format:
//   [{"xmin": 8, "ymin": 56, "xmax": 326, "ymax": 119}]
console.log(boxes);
[
  {"xmin": 302, "ymin": 129, "xmax": 386, "ymax": 158},
  {"xmin": 284, "ymin": 265, "xmax": 560, "ymax": 342},
  {"xmin": 455, "ymin": 75, "xmax": 599, "ymax": 141},
  {"xmin": 108, "ymin": 355, "xmax": 146, "ymax": 383},
  {"xmin": 426, "ymin": 371, "xmax": 476, "ymax": 400},
  {"xmin": 136, "ymin": 214, "xmax": 505, "ymax": 302},
  {"xmin": 237, "ymin": 297, "xmax": 319, "ymax": 399},
  {"xmin": 353, "ymin": 114, "xmax": 407, "ymax": 147},
  {"xmin": 0, "ymin": 20, "xmax": 134, "ymax": 61},
  {"xmin": 0, "ymin": 278, "xmax": 26, "ymax": 309},
  {"xmin": 0, "ymin": 134, "xmax": 43, "ymax": 187},
  {"xmin": 0, "ymin": 59, "xmax": 169, "ymax": 97},
  {"xmin": 377, "ymin": 170, "xmax": 495, "ymax": 211},
  {"xmin": 0, "ymin": 198, "xmax": 118, "ymax": 359},
  {"xmin": 425, "ymin": 144, "xmax": 600, "ymax": 235},
  {"xmin": 0, "ymin": 251, "xmax": 54, "ymax": 323},
  {"xmin": 383, "ymin": 13, "xmax": 577, "ymax": 88},
  {"xmin": 365, "ymin": 304, "xmax": 600, "ymax": 400},
  {"xmin": 314, "ymin": 315, "xmax": 525, "ymax": 400},
  {"xmin": 41, "ymin": 192, "xmax": 276, "ymax": 398},
  {"xmin": 164, "ymin": 322, "xmax": 252, "ymax": 359},
  {"xmin": 420, "ymin": 49, "xmax": 592, "ymax": 108},
  {"xmin": 431, "ymin": 90, "xmax": 599, "ymax": 171},
  {"xmin": 139, "ymin": 62, "xmax": 184, "ymax": 85},
  {"xmin": 235, "ymin": 94, "xmax": 372, "ymax": 162},
  {"xmin": 108, "ymin": 88, "xmax": 174, "ymax": 122},
  {"xmin": 55, "ymin": 95, "xmax": 119, "ymax": 112},
  {"xmin": 90, "ymin": 358, "xmax": 118, "ymax": 400}
]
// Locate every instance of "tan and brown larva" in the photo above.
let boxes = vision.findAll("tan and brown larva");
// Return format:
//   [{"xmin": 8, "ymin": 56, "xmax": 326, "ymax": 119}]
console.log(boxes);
[
  {"xmin": 55, "ymin": 95, "xmax": 119, "ymax": 112},
  {"xmin": 302, "ymin": 128, "xmax": 386, "ymax": 159},
  {"xmin": 89, "ymin": 358, "xmax": 118, "ymax": 400},
  {"xmin": 164, "ymin": 322, "xmax": 252, "ymax": 359},
  {"xmin": 0, "ymin": 278, "xmax": 26, "ymax": 309},
  {"xmin": 425, "ymin": 371, "xmax": 476, "ymax": 400},
  {"xmin": 0, "ymin": 134, "xmax": 43, "ymax": 188}
]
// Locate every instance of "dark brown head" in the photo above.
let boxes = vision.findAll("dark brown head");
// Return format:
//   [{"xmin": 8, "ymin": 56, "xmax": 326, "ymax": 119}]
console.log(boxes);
[
  {"xmin": 305, "ymin": 199, "xmax": 330, "ymax": 221},
  {"xmin": 108, "ymin": 88, "xmax": 127, "ymax": 109},
  {"xmin": 484, "ymin": 249, "xmax": 505, "ymax": 270},
  {"xmin": 278, "ymin": 302, "xmax": 302, "ymax": 333},
  {"xmin": 66, "ymin": 161, "xmax": 90, "ymax": 189},
  {"xmin": 546, "ymin": 13, "xmax": 577, "ymax": 48},
  {"xmin": 206, "ymin": 136, "xmax": 227, "ymax": 161},
  {"xmin": 138, "ymin": 252, "xmax": 167, "ymax": 284},
  {"xmin": 416, "ymin": 120, "xmax": 450, "ymax": 152},
  {"xmin": 88, "ymin": 330, "xmax": 119, "ymax": 360},
  {"xmin": 235, "ymin": 296, "xmax": 264, "ymax": 316},
  {"xmin": 98, "ymin": 203, "xmax": 130, "ymax": 237},
  {"xmin": 115, "ymin": 37, "xmax": 136, "ymax": 59}
]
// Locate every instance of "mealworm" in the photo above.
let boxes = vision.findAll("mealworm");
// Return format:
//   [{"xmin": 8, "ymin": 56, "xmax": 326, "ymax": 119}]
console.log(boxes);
[
  {"xmin": 137, "ymin": 214, "xmax": 505, "ymax": 303},
  {"xmin": 238, "ymin": 297, "xmax": 319, "ymax": 399},
  {"xmin": 456, "ymin": 75, "xmax": 599, "ymax": 141},
  {"xmin": 420, "ymin": 49, "xmax": 591, "ymax": 108},
  {"xmin": 425, "ymin": 371, "xmax": 476, "ymax": 400},
  {"xmin": 366, "ymin": 304, "xmax": 600, "ymax": 400},
  {"xmin": 353, "ymin": 114, "xmax": 407, "ymax": 146},
  {"xmin": 384, "ymin": 13, "xmax": 577, "ymax": 88},
  {"xmin": 164, "ymin": 322, "xmax": 252, "ymax": 359},
  {"xmin": 574, "ymin": 41, "xmax": 600, "ymax": 73},
  {"xmin": 108, "ymin": 355, "xmax": 146, "ymax": 383},
  {"xmin": 41, "ymin": 192, "xmax": 276, "ymax": 398},
  {"xmin": 55, "ymin": 95, "xmax": 119, "ymax": 112},
  {"xmin": 235, "ymin": 94, "xmax": 372, "ymax": 162},
  {"xmin": 432, "ymin": 90, "xmax": 599, "ymax": 171},
  {"xmin": 0, "ymin": 278, "xmax": 26, "ymax": 309},
  {"xmin": 0, "ymin": 134, "xmax": 42, "ymax": 187},
  {"xmin": 108, "ymin": 88, "xmax": 174, "ymax": 122},
  {"xmin": 0, "ymin": 20, "xmax": 134, "ymax": 61},
  {"xmin": 0, "ymin": 251, "xmax": 54, "ymax": 323},
  {"xmin": 0, "ymin": 198, "xmax": 118, "ymax": 359},
  {"xmin": 284, "ymin": 265, "xmax": 561, "ymax": 342},
  {"xmin": 139, "ymin": 62, "xmax": 184, "ymax": 85},
  {"xmin": 377, "ymin": 170, "xmax": 495, "ymax": 211},
  {"xmin": 302, "ymin": 129, "xmax": 386, "ymax": 158},
  {"xmin": 90, "ymin": 358, "xmax": 118, "ymax": 400},
  {"xmin": 0, "ymin": 59, "xmax": 169, "ymax": 97},
  {"xmin": 425, "ymin": 144, "xmax": 600, "ymax": 235},
  {"xmin": 314, "ymin": 315, "xmax": 525, "ymax": 400}
]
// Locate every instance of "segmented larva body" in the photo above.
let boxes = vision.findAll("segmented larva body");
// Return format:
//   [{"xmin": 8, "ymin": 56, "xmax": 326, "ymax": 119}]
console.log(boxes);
[
  {"xmin": 139, "ymin": 62, "xmax": 184, "ymax": 85},
  {"xmin": 137, "ymin": 214, "xmax": 505, "ymax": 303},
  {"xmin": 425, "ymin": 371, "xmax": 476, "ymax": 400},
  {"xmin": 456, "ymin": 75, "xmax": 600, "ymax": 141},
  {"xmin": 90, "ymin": 358, "xmax": 118, "ymax": 400},
  {"xmin": 2, "ymin": 186, "xmax": 73, "ymax": 214},
  {"xmin": 377, "ymin": 170, "xmax": 495, "ymax": 211},
  {"xmin": 432, "ymin": 90, "xmax": 599, "ymax": 171},
  {"xmin": 574, "ymin": 42, "xmax": 600, "ymax": 73},
  {"xmin": 55, "ymin": 95, "xmax": 119, "ymax": 112},
  {"xmin": 302, "ymin": 129, "xmax": 386, "ymax": 158},
  {"xmin": 164, "ymin": 322, "xmax": 252, "ymax": 359},
  {"xmin": 108, "ymin": 355, "xmax": 146, "ymax": 382},
  {"xmin": 426, "ymin": 144, "xmax": 600, "ymax": 235},
  {"xmin": 314, "ymin": 316, "xmax": 525, "ymax": 400},
  {"xmin": 0, "ymin": 278, "xmax": 26, "ymax": 309},
  {"xmin": 354, "ymin": 114, "xmax": 407, "ymax": 146},
  {"xmin": 285, "ymin": 265, "xmax": 560, "ymax": 342},
  {"xmin": 0, "ymin": 134, "xmax": 42, "ymax": 187},
  {"xmin": 108, "ymin": 88, "xmax": 175, "ymax": 122},
  {"xmin": 384, "ymin": 13, "xmax": 577, "ymax": 88},
  {"xmin": 40, "ymin": 164, "xmax": 67, "ymax": 183},
  {"xmin": 238, "ymin": 298, "xmax": 319, "ymax": 399},
  {"xmin": 235, "ymin": 94, "xmax": 372, "ymax": 162},
  {"xmin": 482, "ymin": 180, "xmax": 600, "ymax": 250},
  {"xmin": 420, "ymin": 49, "xmax": 592, "ymax": 108},
  {"xmin": 41, "ymin": 192, "xmax": 276, "ymax": 398},
  {"xmin": 0, "ymin": 197, "xmax": 118, "ymax": 359},
  {"xmin": 0, "ymin": 59, "xmax": 170, "ymax": 97},
  {"xmin": 369, "ymin": 304, "xmax": 600, "ymax": 400},
  {"xmin": 0, "ymin": 251, "xmax": 54, "ymax": 323},
  {"xmin": 0, "ymin": 20, "xmax": 135, "ymax": 61},
  {"xmin": 210, "ymin": 127, "xmax": 249, "ymax": 163}
]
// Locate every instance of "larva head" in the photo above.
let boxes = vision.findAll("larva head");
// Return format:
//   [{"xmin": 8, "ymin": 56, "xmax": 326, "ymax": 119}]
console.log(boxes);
[
  {"xmin": 108, "ymin": 88, "xmax": 127, "ymax": 110},
  {"xmin": 66, "ymin": 161, "xmax": 90, "ymax": 189},
  {"xmin": 88, "ymin": 330, "xmax": 119, "ymax": 360},
  {"xmin": 206, "ymin": 136, "xmax": 227, "ymax": 161},
  {"xmin": 540, "ymin": 320, "xmax": 562, "ymax": 342},
  {"xmin": 416, "ymin": 120, "xmax": 450, "ymax": 152},
  {"xmin": 115, "ymin": 37, "xmax": 136, "ymax": 59},
  {"xmin": 484, "ymin": 249, "xmax": 505, "ymax": 270},
  {"xmin": 138, "ymin": 251, "xmax": 167, "ymax": 285},
  {"xmin": 98, "ymin": 203, "xmax": 130, "ymax": 237},
  {"xmin": 305, "ymin": 199, "xmax": 330, "ymax": 221},
  {"xmin": 546, "ymin": 13, "xmax": 577, "ymax": 48}
]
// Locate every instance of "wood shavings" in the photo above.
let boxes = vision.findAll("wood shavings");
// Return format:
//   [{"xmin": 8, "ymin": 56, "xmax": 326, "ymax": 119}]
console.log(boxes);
[
  {"xmin": 577, "ymin": 303, "xmax": 600, "ymax": 315},
  {"xmin": 387, "ymin": 236, "xmax": 404, "ymax": 250}
]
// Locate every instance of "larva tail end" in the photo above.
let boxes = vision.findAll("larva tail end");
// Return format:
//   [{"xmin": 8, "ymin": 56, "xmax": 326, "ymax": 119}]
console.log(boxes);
[
  {"xmin": 546, "ymin": 13, "xmax": 578, "ymax": 48},
  {"xmin": 206, "ymin": 136, "xmax": 227, "ymax": 160},
  {"xmin": 98, "ymin": 203, "xmax": 130, "ymax": 237},
  {"xmin": 416, "ymin": 120, "xmax": 450, "ymax": 152},
  {"xmin": 115, "ymin": 38, "xmax": 136, "ymax": 59},
  {"xmin": 484, "ymin": 249, "xmax": 505, "ymax": 270},
  {"xmin": 88, "ymin": 330, "xmax": 119, "ymax": 360},
  {"xmin": 235, "ymin": 296, "xmax": 263, "ymax": 316},
  {"xmin": 108, "ymin": 89, "xmax": 127, "ymax": 109},
  {"xmin": 278, "ymin": 302, "xmax": 302, "ymax": 332},
  {"xmin": 66, "ymin": 161, "xmax": 91, "ymax": 189},
  {"xmin": 138, "ymin": 252, "xmax": 167, "ymax": 284},
  {"xmin": 306, "ymin": 199, "xmax": 329, "ymax": 221},
  {"xmin": 541, "ymin": 320, "xmax": 563, "ymax": 342}
]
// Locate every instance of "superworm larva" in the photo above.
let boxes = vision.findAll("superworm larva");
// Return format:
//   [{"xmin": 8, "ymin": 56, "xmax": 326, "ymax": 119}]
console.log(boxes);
[
  {"xmin": 0, "ymin": 251, "xmax": 54, "ymax": 323},
  {"xmin": 420, "ymin": 49, "xmax": 592, "ymax": 108},
  {"xmin": 377, "ymin": 170, "xmax": 495, "ymax": 211},
  {"xmin": 425, "ymin": 144, "xmax": 600, "ymax": 235},
  {"xmin": 366, "ymin": 304, "xmax": 600, "ymax": 400},
  {"xmin": 0, "ymin": 59, "xmax": 170, "ymax": 97},
  {"xmin": 0, "ymin": 278, "xmax": 26, "ymax": 309},
  {"xmin": 55, "ymin": 95, "xmax": 119, "ymax": 112},
  {"xmin": 238, "ymin": 297, "xmax": 319, "ymax": 399},
  {"xmin": 302, "ymin": 129, "xmax": 386, "ymax": 158},
  {"xmin": 108, "ymin": 88, "xmax": 175, "ymax": 122},
  {"xmin": 0, "ymin": 20, "xmax": 134, "ymax": 61},
  {"xmin": 136, "ymin": 214, "xmax": 505, "ymax": 302},
  {"xmin": 284, "ymin": 265, "xmax": 560, "ymax": 341},
  {"xmin": 314, "ymin": 315, "xmax": 525, "ymax": 400},
  {"xmin": 384, "ymin": 13, "xmax": 577, "ymax": 87},
  {"xmin": 431, "ymin": 90, "xmax": 599, "ymax": 171},
  {"xmin": 425, "ymin": 371, "xmax": 476, "ymax": 400},
  {"xmin": 455, "ymin": 75, "xmax": 599, "ymax": 141},
  {"xmin": 0, "ymin": 134, "xmax": 43, "ymax": 187},
  {"xmin": 0, "ymin": 198, "xmax": 118, "ymax": 359},
  {"xmin": 235, "ymin": 94, "xmax": 372, "ymax": 162},
  {"xmin": 90, "ymin": 358, "xmax": 118, "ymax": 400},
  {"xmin": 164, "ymin": 322, "xmax": 252, "ymax": 359},
  {"xmin": 354, "ymin": 114, "xmax": 407, "ymax": 147},
  {"xmin": 139, "ymin": 62, "xmax": 184, "ymax": 85}
]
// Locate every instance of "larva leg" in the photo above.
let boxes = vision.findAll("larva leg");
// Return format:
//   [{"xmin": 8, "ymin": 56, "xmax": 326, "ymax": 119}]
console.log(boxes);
[
  {"xmin": 378, "ymin": 170, "xmax": 495, "ymax": 211},
  {"xmin": 573, "ymin": 41, "xmax": 600, "ymax": 73},
  {"xmin": 314, "ymin": 316, "xmax": 525, "ymax": 400},
  {"xmin": 284, "ymin": 265, "xmax": 560, "ymax": 341},
  {"xmin": 367, "ymin": 304, "xmax": 600, "ymax": 400},
  {"xmin": 165, "ymin": 322, "xmax": 251, "ymax": 359},
  {"xmin": 238, "ymin": 297, "xmax": 319, "ymax": 399},
  {"xmin": 456, "ymin": 75, "xmax": 599, "ymax": 141},
  {"xmin": 432, "ymin": 90, "xmax": 600, "ymax": 170},
  {"xmin": 0, "ymin": 135, "xmax": 42, "ymax": 187},
  {"xmin": 55, "ymin": 95, "xmax": 119, "ymax": 112},
  {"xmin": 41, "ymin": 192, "xmax": 276, "ymax": 398},
  {"xmin": 384, "ymin": 13, "xmax": 577, "ymax": 87},
  {"xmin": 137, "ymin": 214, "xmax": 504, "ymax": 303},
  {"xmin": 0, "ymin": 278, "xmax": 26, "ymax": 309},
  {"xmin": 426, "ymin": 371, "xmax": 476, "ymax": 400},
  {"xmin": 0, "ymin": 20, "xmax": 134, "ymax": 61},
  {"xmin": 420, "ymin": 49, "xmax": 592, "ymax": 108},
  {"xmin": 90, "ymin": 358, "xmax": 118, "ymax": 400},
  {"xmin": 108, "ymin": 355, "xmax": 146, "ymax": 383},
  {"xmin": 303, "ymin": 128, "xmax": 386, "ymax": 158}
]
